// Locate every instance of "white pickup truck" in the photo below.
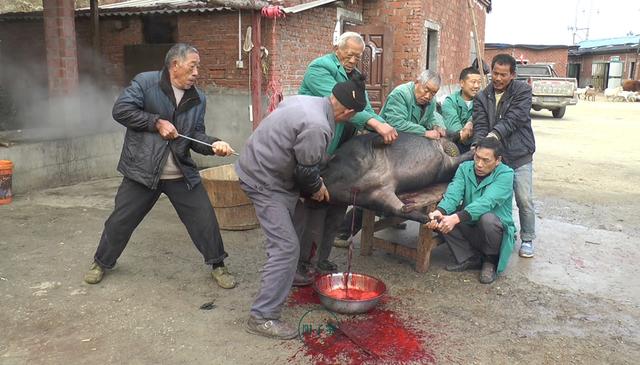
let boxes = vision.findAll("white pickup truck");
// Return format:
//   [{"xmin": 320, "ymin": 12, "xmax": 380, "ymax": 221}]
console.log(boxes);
[{"xmin": 516, "ymin": 64, "xmax": 578, "ymax": 119}]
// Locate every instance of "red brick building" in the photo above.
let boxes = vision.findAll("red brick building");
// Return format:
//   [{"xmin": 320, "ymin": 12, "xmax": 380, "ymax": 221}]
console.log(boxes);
[
  {"xmin": 568, "ymin": 36, "xmax": 640, "ymax": 90},
  {"xmin": 484, "ymin": 43, "xmax": 571, "ymax": 77},
  {"xmin": 0, "ymin": 0, "xmax": 491, "ymax": 131}
]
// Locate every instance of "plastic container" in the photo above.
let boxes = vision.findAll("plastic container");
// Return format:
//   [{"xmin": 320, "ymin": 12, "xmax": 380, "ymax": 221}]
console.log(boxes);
[{"xmin": 0, "ymin": 160, "xmax": 13, "ymax": 205}]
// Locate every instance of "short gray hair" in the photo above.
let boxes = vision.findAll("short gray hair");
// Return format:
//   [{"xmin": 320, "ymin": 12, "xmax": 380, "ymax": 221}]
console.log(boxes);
[
  {"xmin": 336, "ymin": 31, "xmax": 364, "ymax": 49},
  {"xmin": 416, "ymin": 70, "xmax": 441, "ymax": 88},
  {"xmin": 164, "ymin": 43, "xmax": 199, "ymax": 68}
]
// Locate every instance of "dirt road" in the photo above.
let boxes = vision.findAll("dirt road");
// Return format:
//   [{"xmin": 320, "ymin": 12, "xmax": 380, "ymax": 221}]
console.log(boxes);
[{"xmin": 1, "ymin": 100, "xmax": 638, "ymax": 364}]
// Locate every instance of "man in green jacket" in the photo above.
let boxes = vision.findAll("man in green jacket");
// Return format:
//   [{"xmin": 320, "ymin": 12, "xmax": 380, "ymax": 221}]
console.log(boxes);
[
  {"xmin": 427, "ymin": 137, "xmax": 516, "ymax": 284},
  {"xmin": 441, "ymin": 67, "xmax": 482, "ymax": 152},
  {"xmin": 299, "ymin": 31, "xmax": 397, "ymax": 152},
  {"xmin": 295, "ymin": 32, "xmax": 397, "ymax": 282},
  {"xmin": 379, "ymin": 70, "xmax": 446, "ymax": 140}
]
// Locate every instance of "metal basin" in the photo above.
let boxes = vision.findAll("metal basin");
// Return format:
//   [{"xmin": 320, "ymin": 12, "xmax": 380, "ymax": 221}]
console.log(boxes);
[{"xmin": 313, "ymin": 272, "xmax": 386, "ymax": 314}]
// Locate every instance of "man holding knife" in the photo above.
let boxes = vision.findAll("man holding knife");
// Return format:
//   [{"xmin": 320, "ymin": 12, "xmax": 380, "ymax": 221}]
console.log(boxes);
[{"xmin": 83, "ymin": 43, "xmax": 237, "ymax": 289}]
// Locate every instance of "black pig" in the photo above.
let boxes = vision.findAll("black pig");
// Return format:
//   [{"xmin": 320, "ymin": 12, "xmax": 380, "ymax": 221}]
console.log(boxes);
[{"xmin": 321, "ymin": 132, "xmax": 474, "ymax": 222}]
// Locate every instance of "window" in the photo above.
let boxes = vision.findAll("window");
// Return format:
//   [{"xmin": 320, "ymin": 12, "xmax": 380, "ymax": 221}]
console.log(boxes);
[
  {"xmin": 630, "ymin": 62, "xmax": 636, "ymax": 79},
  {"xmin": 142, "ymin": 15, "xmax": 177, "ymax": 44},
  {"xmin": 425, "ymin": 28, "xmax": 438, "ymax": 71}
]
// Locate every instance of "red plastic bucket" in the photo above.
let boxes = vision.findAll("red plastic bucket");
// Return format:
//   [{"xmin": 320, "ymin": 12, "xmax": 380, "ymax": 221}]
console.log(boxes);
[{"xmin": 0, "ymin": 160, "xmax": 13, "ymax": 205}]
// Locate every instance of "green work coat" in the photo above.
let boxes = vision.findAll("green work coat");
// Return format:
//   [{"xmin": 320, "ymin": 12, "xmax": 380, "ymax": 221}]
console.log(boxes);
[
  {"xmin": 379, "ymin": 81, "xmax": 444, "ymax": 136},
  {"xmin": 299, "ymin": 53, "xmax": 383, "ymax": 155},
  {"xmin": 442, "ymin": 90, "xmax": 473, "ymax": 132},
  {"xmin": 437, "ymin": 161, "xmax": 516, "ymax": 273}
]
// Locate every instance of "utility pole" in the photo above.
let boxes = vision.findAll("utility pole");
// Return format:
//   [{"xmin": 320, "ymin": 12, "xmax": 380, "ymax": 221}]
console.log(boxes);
[{"xmin": 568, "ymin": 0, "xmax": 598, "ymax": 45}]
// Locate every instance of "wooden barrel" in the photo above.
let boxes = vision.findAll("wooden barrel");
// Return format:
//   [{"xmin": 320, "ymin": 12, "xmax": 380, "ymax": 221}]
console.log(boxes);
[{"xmin": 200, "ymin": 164, "xmax": 259, "ymax": 231}]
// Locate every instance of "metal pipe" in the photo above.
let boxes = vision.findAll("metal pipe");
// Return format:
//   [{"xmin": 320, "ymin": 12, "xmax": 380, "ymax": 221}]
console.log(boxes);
[{"xmin": 177, "ymin": 134, "xmax": 238, "ymax": 156}]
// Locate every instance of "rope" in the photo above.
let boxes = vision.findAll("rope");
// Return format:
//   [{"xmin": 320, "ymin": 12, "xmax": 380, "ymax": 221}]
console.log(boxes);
[
  {"xmin": 260, "ymin": 5, "xmax": 284, "ymax": 19},
  {"xmin": 261, "ymin": 5, "xmax": 285, "ymax": 113}
]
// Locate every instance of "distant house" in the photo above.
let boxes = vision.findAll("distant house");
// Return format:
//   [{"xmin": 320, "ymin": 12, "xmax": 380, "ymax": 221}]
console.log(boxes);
[
  {"xmin": 484, "ymin": 43, "xmax": 571, "ymax": 77},
  {"xmin": 568, "ymin": 36, "xmax": 640, "ymax": 89}
]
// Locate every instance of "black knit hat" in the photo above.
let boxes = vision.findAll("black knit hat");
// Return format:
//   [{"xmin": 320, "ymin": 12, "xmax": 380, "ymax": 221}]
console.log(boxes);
[{"xmin": 332, "ymin": 73, "xmax": 367, "ymax": 112}]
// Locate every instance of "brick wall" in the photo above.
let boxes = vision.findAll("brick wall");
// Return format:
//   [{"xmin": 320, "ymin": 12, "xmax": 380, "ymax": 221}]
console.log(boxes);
[
  {"xmin": 363, "ymin": 0, "xmax": 487, "ymax": 90},
  {"xmin": 79, "ymin": 12, "xmax": 248, "ymax": 89},
  {"xmin": 1, "ymin": 0, "xmax": 488, "ymax": 108},
  {"xmin": 75, "ymin": 16, "xmax": 143, "ymax": 87},
  {"xmin": 264, "ymin": 6, "xmax": 337, "ymax": 95},
  {"xmin": 178, "ymin": 12, "xmax": 252, "ymax": 90},
  {"xmin": 569, "ymin": 51, "xmax": 640, "ymax": 88},
  {"xmin": 484, "ymin": 47, "xmax": 569, "ymax": 77},
  {"xmin": 590, "ymin": 52, "xmax": 639, "ymax": 80}
]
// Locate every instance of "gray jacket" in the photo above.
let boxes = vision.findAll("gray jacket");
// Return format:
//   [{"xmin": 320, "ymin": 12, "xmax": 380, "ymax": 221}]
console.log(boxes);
[
  {"xmin": 472, "ymin": 80, "xmax": 536, "ymax": 169},
  {"xmin": 235, "ymin": 95, "xmax": 335, "ymax": 195},
  {"xmin": 113, "ymin": 69, "xmax": 218, "ymax": 190}
]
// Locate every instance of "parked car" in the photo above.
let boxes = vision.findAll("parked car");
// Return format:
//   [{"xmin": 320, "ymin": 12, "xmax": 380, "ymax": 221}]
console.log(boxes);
[{"xmin": 516, "ymin": 64, "xmax": 578, "ymax": 119}]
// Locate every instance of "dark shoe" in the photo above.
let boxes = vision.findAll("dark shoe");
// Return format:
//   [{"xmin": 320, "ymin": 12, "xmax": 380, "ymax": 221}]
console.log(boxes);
[
  {"xmin": 479, "ymin": 261, "xmax": 497, "ymax": 284},
  {"xmin": 445, "ymin": 256, "xmax": 482, "ymax": 272},
  {"xmin": 316, "ymin": 260, "xmax": 338, "ymax": 273},
  {"xmin": 246, "ymin": 316, "xmax": 298, "ymax": 340},
  {"xmin": 84, "ymin": 262, "xmax": 104, "ymax": 284},
  {"xmin": 293, "ymin": 269, "xmax": 313, "ymax": 286}
]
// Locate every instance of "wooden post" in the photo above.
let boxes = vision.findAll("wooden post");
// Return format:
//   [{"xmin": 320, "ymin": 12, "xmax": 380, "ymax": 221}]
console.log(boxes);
[
  {"xmin": 416, "ymin": 204, "xmax": 439, "ymax": 273},
  {"xmin": 250, "ymin": 11, "xmax": 263, "ymax": 130},
  {"xmin": 360, "ymin": 209, "xmax": 376, "ymax": 256},
  {"xmin": 467, "ymin": 0, "xmax": 487, "ymax": 88},
  {"xmin": 90, "ymin": 0, "xmax": 100, "ymax": 80}
]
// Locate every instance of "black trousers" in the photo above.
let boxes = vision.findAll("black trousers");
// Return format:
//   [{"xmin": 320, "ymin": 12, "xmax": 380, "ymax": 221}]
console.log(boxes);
[
  {"xmin": 93, "ymin": 177, "xmax": 228, "ymax": 269},
  {"xmin": 444, "ymin": 213, "xmax": 503, "ymax": 264}
]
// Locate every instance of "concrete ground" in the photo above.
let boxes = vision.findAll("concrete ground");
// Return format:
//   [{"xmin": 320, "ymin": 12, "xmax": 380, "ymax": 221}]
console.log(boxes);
[{"xmin": 1, "ymin": 100, "xmax": 639, "ymax": 364}]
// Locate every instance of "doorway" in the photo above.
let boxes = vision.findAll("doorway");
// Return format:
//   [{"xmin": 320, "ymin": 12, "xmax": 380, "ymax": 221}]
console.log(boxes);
[{"xmin": 344, "ymin": 25, "xmax": 393, "ymax": 113}]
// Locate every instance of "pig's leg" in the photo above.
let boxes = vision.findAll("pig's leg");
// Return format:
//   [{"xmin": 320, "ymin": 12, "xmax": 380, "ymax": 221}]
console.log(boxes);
[{"xmin": 363, "ymin": 188, "xmax": 429, "ymax": 223}]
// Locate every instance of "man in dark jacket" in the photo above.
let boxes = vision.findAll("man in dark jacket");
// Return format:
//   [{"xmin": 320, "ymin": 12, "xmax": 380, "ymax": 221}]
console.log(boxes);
[
  {"xmin": 236, "ymin": 78, "xmax": 366, "ymax": 340},
  {"xmin": 83, "ymin": 43, "xmax": 237, "ymax": 289},
  {"xmin": 472, "ymin": 54, "xmax": 536, "ymax": 258}
]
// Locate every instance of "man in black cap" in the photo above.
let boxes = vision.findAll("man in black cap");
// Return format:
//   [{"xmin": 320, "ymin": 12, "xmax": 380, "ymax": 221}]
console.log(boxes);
[{"xmin": 235, "ymin": 78, "xmax": 366, "ymax": 340}]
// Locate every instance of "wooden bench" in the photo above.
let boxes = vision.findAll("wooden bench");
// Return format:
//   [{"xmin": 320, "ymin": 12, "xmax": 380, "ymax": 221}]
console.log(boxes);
[{"xmin": 360, "ymin": 183, "xmax": 448, "ymax": 273}]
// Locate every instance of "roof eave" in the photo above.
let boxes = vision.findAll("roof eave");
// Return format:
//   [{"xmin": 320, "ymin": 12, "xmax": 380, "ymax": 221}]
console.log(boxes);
[{"xmin": 0, "ymin": 0, "xmax": 269, "ymax": 20}]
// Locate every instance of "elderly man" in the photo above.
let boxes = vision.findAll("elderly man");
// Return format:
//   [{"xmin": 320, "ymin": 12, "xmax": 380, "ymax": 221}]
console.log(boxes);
[
  {"xmin": 295, "ymin": 32, "xmax": 398, "ymax": 280},
  {"xmin": 441, "ymin": 67, "xmax": 482, "ymax": 152},
  {"xmin": 83, "ymin": 43, "xmax": 236, "ymax": 289},
  {"xmin": 299, "ymin": 31, "xmax": 397, "ymax": 148},
  {"xmin": 427, "ymin": 137, "xmax": 516, "ymax": 284},
  {"xmin": 472, "ymin": 54, "xmax": 536, "ymax": 258},
  {"xmin": 236, "ymin": 78, "xmax": 366, "ymax": 340},
  {"xmin": 380, "ymin": 69, "xmax": 446, "ymax": 139}
]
